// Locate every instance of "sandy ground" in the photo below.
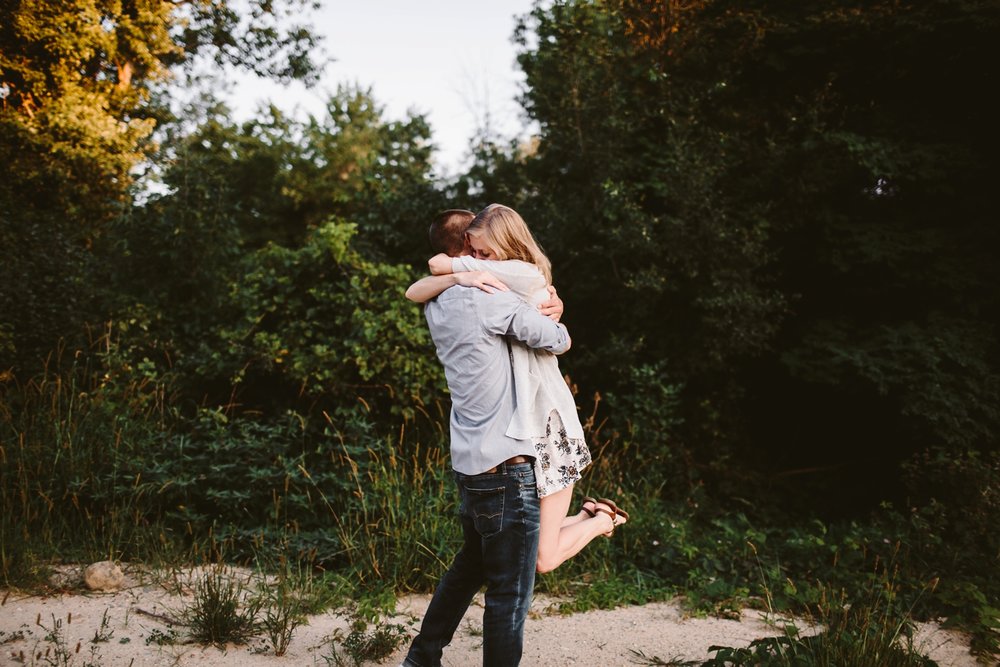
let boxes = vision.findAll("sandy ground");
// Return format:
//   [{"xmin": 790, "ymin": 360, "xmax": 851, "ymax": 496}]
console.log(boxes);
[{"xmin": 0, "ymin": 566, "xmax": 979, "ymax": 667}]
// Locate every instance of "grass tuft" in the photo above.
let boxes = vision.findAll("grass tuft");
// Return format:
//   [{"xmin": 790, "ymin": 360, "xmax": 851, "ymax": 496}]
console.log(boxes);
[{"xmin": 185, "ymin": 566, "xmax": 261, "ymax": 647}]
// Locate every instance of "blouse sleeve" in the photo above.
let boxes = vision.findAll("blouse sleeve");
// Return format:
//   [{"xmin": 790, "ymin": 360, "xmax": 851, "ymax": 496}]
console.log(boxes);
[{"xmin": 451, "ymin": 256, "xmax": 547, "ymax": 299}]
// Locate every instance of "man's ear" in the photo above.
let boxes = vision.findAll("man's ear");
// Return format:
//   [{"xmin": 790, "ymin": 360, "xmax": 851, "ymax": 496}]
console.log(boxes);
[{"xmin": 459, "ymin": 233, "xmax": 473, "ymax": 257}]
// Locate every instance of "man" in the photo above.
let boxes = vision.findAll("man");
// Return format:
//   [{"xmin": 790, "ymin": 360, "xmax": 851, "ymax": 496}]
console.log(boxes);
[{"xmin": 401, "ymin": 209, "xmax": 570, "ymax": 667}]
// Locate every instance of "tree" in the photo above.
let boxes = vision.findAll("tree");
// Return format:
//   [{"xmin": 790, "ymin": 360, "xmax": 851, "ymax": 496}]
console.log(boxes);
[
  {"xmin": 502, "ymin": 0, "xmax": 1000, "ymax": 508},
  {"xmin": 0, "ymin": 0, "xmax": 321, "ymax": 373},
  {"xmin": 495, "ymin": 0, "xmax": 784, "ymax": 479},
  {"xmin": 109, "ymin": 88, "xmax": 447, "ymax": 408}
]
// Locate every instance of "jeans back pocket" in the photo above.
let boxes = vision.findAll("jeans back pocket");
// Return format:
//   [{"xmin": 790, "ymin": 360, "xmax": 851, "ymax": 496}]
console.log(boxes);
[{"xmin": 463, "ymin": 485, "xmax": 505, "ymax": 538}]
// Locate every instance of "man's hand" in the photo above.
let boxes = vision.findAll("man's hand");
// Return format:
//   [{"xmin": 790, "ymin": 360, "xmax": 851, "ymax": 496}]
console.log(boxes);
[
  {"xmin": 428, "ymin": 253, "xmax": 452, "ymax": 275},
  {"xmin": 538, "ymin": 285, "xmax": 564, "ymax": 322},
  {"xmin": 455, "ymin": 270, "xmax": 509, "ymax": 294}
]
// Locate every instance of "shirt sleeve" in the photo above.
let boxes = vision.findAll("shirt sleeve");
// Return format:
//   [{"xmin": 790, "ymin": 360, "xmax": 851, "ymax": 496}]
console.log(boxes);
[
  {"xmin": 476, "ymin": 290, "xmax": 570, "ymax": 354},
  {"xmin": 452, "ymin": 256, "xmax": 547, "ymax": 299}
]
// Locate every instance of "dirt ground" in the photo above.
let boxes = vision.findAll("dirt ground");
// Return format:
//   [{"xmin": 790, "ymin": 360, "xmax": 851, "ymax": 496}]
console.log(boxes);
[{"xmin": 0, "ymin": 566, "xmax": 979, "ymax": 666}]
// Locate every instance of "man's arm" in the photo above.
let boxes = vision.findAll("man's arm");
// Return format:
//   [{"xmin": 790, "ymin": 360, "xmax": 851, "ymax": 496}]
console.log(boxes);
[
  {"xmin": 479, "ymin": 291, "xmax": 571, "ymax": 355},
  {"xmin": 405, "ymin": 272, "xmax": 509, "ymax": 303}
]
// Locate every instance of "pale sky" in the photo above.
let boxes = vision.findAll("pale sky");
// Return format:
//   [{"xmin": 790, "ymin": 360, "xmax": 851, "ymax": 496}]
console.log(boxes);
[{"xmin": 227, "ymin": 0, "xmax": 540, "ymax": 177}]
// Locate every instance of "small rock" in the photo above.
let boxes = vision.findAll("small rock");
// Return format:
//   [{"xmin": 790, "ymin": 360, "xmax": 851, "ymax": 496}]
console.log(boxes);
[{"xmin": 83, "ymin": 561, "xmax": 124, "ymax": 591}]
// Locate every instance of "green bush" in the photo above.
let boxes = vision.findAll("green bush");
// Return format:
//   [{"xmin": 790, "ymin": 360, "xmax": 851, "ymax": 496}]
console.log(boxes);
[{"xmin": 218, "ymin": 219, "xmax": 445, "ymax": 418}]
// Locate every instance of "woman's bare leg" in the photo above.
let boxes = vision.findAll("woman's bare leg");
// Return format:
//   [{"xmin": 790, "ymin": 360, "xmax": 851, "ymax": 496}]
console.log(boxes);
[
  {"xmin": 560, "ymin": 497, "xmax": 594, "ymax": 527},
  {"xmin": 535, "ymin": 486, "xmax": 623, "ymax": 573}
]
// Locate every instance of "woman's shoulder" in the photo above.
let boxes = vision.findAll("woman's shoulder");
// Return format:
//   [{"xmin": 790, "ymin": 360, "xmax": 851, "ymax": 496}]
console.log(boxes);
[{"xmin": 454, "ymin": 256, "xmax": 543, "ymax": 278}]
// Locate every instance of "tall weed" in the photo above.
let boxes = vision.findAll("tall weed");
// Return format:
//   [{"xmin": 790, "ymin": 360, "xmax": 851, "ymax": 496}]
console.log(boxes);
[
  {"xmin": 0, "ymin": 333, "xmax": 170, "ymax": 585},
  {"xmin": 325, "ymin": 412, "xmax": 458, "ymax": 593}
]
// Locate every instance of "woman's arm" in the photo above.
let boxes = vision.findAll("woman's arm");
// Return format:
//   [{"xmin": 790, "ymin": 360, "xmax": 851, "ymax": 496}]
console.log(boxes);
[
  {"xmin": 428, "ymin": 253, "xmax": 453, "ymax": 275},
  {"xmin": 450, "ymin": 256, "xmax": 564, "ymax": 320},
  {"xmin": 450, "ymin": 256, "xmax": 546, "ymax": 299},
  {"xmin": 404, "ymin": 271, "xmax": 509, "ymax": 303}
]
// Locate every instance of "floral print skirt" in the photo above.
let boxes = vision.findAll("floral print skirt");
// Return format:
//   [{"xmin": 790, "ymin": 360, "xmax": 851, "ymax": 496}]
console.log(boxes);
[{"xmin": 532, "ymin": 410, "xmax": 592, "ymax": 498}]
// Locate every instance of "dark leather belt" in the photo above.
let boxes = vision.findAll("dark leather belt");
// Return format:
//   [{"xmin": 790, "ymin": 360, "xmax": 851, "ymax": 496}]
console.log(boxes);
[{"xmin": 485, "ymin": 455, "xmax": 533, "ymax": 474}]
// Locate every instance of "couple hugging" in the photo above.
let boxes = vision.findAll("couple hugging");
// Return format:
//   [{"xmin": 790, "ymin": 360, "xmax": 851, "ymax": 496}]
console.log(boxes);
[{"xmin": 399, "ymin": 204, "xmax": 630, "ymax": 667}]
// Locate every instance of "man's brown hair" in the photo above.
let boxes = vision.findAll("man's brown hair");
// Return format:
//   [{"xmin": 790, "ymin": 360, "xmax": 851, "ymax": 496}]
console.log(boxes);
[{"xmin": 429, "ymin": 209, "xmax": 475, "ymax": 256}]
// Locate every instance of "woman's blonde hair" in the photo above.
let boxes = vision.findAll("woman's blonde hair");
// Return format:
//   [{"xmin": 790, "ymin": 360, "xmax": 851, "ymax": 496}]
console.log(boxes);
[{"xmin": 466, "ymin": 204, "xmax": 552, "ymax": 284}]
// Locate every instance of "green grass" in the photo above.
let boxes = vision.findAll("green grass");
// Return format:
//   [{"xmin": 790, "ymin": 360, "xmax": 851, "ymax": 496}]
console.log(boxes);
[
  {"xmin": 1, "ymin": 351, "xmax": 997, "ymax": 662},
  {"xmin": 696, "ymin": 575, "xmax": 940, "ymax": 667},
  {"xmin": 323, "ymin": 614, "xmax": 410, "ymax": 667}
]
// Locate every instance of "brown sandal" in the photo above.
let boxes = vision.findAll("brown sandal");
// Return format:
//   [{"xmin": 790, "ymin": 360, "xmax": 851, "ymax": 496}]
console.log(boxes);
[
  {"xmin": 591, "ymin": 499, "xmax": 627, "ymax": 537},
  {"xmin": 598, "ymin": 497, "xmax": 630, "ymax": 522},
  {"xmin": 580, "ymin": 496, "xmax": 598, "ymax": 518}
]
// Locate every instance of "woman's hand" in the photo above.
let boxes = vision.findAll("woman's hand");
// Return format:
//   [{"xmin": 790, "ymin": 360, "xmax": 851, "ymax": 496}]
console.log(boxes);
[
  {"xmin": 428, "ymin": 253, "xmax": 453, "ymax": 275},
  {"xmin": 454, "ymin": 270, "xmax": 509, "ymax": 294},
  {"xmin": 538, "ymin": 285, "xmax": 564, "ymax": 322}
]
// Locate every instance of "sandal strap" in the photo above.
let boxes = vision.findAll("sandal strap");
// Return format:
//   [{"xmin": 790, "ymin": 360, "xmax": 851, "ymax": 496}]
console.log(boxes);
[
  {"xmin": 598, "ymin": 497, "xmax": 630, "ymax": 521},
  {"xmin": 593, "ymin": 505, "xmax": 617, "ymax": 535},
  {"xmin": 593, "ymin": 506, "xmax": 616, "ymax": 520}
]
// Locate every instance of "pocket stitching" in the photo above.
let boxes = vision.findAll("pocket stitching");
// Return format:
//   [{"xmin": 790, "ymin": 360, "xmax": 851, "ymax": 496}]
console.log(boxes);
[{"xmin": 466, "ymin": 486, "xmax": 505, "ymax": 538}]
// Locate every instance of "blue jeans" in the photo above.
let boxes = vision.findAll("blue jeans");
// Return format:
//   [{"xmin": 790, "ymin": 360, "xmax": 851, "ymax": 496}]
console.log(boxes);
[{"xmin": 403, "ymin": 461, "xmax": 540, "ymax": 667}]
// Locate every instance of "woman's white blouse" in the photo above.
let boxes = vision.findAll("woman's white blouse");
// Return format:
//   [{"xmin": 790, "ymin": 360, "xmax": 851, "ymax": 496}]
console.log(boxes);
[{"xmin": 451, "ymin": 256, "xmax": 585, "ymax": 440}]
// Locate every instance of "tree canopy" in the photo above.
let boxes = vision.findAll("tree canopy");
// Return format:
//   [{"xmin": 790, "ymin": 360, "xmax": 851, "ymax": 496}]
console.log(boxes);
[
  {"xmin": 3, "ymin": 0, "xmax": 998, "ymax": 516},
  {"xmin": 0, "ymin": 0, "xmax": 323, "ymax": 371},
  {"xmin": 464, "ymin": 0, "xmax": 1000, "ymax": 510}
]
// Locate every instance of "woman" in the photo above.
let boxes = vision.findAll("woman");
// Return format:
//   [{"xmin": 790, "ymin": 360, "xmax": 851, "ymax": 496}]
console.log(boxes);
[{"xmin": 406, "ymin": 203, "xmax": 629, "ymax": 573}]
